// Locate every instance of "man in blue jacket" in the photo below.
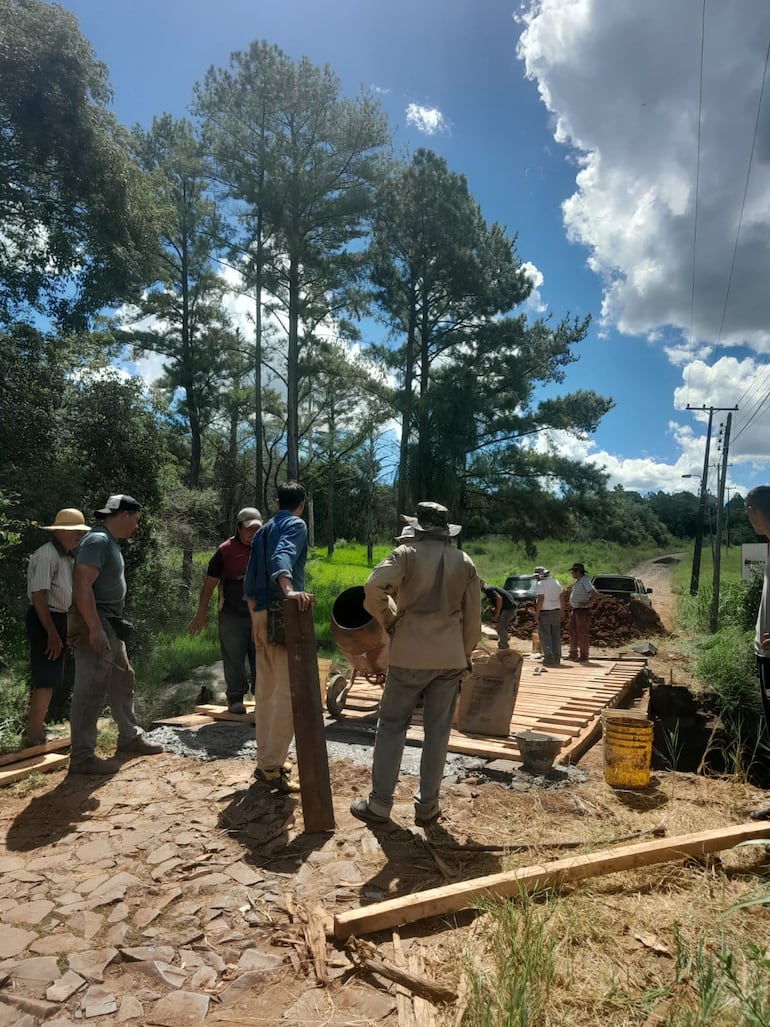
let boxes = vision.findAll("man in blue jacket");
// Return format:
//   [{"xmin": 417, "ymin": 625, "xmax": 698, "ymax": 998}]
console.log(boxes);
[{"xmin": 243, "ymin": 481, "xmax": 313, "ymax": 794}]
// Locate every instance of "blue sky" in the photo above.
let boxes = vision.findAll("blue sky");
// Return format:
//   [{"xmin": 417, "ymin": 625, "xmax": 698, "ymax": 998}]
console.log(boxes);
[{"xmin": 58, "ymin": 0, "xmax": 770, "ymax": 498}]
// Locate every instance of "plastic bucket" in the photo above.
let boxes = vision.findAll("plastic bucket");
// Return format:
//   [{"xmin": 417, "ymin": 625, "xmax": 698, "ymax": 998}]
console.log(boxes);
[{"xmin": 602, "ymin": 710, "xmax": 653, "ymax": 788}]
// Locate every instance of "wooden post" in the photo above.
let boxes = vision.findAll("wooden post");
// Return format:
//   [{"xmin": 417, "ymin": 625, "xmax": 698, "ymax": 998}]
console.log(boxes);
[{"xmin": 283, "ymin": 600, "xmax": 336, "ymax": 833}]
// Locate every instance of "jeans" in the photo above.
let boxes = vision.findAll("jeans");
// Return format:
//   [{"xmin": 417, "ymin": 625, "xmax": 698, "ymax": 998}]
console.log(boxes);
[
  {"xmin": 68, "ymin": 610, "xmax": 143, "ymax": 763},
  {"xmin": 219, "ymin": 610, "xmax": 256, "ymax": 703},
  {"xmin": 538, "ymin": 608, "xmax": 562, "ymax": 664},
  {"xmin": 368, "ymin": 666, "xmax": 462, "ymax": 821}
]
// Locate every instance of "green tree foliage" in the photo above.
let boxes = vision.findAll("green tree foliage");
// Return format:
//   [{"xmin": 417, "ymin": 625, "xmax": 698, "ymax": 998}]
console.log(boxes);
[
  {"xmin": 126, "ymin": 115, "xmax": 235, "ymax": 490},
  {"xmin": 0, "ymin": 324, "xmax": 173, "ymax": 658},
  {"xmin": 368, "ymin": 149, "xmax": 532, "ymax": 515},
  {"xmin": 0, "ymin": 0, "xmax": 160, "ymax": 328},
  {"xmin": 368, "ymin": 149, "xmax": 614, "ymax": 536},
  {"xmin": 195, "ymin": 41, "xmax": 390, "ymax": 483}
]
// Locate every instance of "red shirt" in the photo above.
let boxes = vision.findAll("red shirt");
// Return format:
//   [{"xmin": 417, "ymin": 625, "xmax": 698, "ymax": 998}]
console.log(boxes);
[{"xmin": 206, "ymin": 537, "xmax": 251, "ymax": 615}]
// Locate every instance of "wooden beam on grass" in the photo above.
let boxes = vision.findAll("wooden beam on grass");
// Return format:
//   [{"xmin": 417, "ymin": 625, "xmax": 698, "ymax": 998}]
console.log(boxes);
[{"xmin": 334, "ymin": 821, "xmax": 770, "ymax": 939}]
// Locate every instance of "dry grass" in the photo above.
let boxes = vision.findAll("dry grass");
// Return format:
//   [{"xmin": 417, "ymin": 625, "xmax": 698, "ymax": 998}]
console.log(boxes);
[{"xmin": 432, "ymin": 765, "xmax": 770, "ymax": 1026}]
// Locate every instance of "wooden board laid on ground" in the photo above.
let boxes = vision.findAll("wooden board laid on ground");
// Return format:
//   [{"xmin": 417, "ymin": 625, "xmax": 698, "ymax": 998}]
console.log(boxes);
[
  {"xmin": 324, "ymin": 654, "xmax": 648, "ymax": 765},
  {"xmin": 334, "ymin": 821, "xmax": 770, "ymax": 939},
  {"xmin": 0, "ymin": 750, "xmax": 70, "ymax": 786}
]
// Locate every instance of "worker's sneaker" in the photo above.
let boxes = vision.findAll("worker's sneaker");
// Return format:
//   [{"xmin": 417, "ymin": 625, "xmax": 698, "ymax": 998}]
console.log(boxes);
[
  {"xmin": 255, "ymin": 767, "xmax": 300, "ymax": 794},
  {"xmin": 228, "ymin": 701, "xmax": 247, "ymax": 715},
  {"xmin": 116, "ymin": 735, "xmax": 164, "ymax": 756},
  {"xmin": 349, "ymin": 799, "xmax": 389, "ymax": 825},
  {"xmin": 68, "ymin": 755, "xmax": 120, "ymax": 776}
]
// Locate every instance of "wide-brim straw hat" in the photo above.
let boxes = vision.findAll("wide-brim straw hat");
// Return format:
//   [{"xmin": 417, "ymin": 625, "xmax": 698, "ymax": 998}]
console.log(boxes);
[{"xmin": 42, "ymin": 508, "xmax": 90, "ymax": 531}]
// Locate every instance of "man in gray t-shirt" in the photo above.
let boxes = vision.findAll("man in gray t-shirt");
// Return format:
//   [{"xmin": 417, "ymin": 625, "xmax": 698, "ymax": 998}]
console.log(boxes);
[{"xmin": 68, "ymin": 494, "xmax": 163, "ymax": 775}]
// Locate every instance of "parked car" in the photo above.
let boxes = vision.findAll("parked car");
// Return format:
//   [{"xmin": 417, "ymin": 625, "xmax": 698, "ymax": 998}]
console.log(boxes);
[
  {"xmin": 503, "ymin": 573, "xmax": 538, "ymax": 604},
  {"xmin": 591, "ymin": 574, "xmax": 653, "ymax": 605}
]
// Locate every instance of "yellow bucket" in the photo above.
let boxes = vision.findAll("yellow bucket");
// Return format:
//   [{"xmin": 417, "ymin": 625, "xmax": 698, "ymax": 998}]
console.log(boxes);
[{"xmin": 602, "ymin": 710, "xmax": 653, "ymax": 788}]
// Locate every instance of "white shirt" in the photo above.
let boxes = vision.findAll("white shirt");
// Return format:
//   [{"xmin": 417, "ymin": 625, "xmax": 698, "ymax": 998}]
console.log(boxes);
[
  {"xmin": 26, "ymin": 540, "xmax": 74, "ymax": 614},
  {"xmin": 537, "ymin": 576, "xmax": 563, "ymax": 611}
]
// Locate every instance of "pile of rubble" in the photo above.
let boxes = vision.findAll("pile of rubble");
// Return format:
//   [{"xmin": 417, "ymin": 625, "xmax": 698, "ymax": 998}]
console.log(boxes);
[{"xmin": 511, "ymin": 591, "xmax": 668, "ymax": 649}]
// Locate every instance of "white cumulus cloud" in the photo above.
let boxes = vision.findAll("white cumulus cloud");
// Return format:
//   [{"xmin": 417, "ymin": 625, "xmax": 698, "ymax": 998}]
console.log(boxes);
[{"xmin": 405, "ymin": 103, "xmax": 449, "ymax": 135}]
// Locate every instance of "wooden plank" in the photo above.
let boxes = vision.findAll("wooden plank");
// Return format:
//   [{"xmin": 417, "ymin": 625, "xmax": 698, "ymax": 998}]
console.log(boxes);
[
  {"xmin": 194, "ymin": 703, "xmax": 255, "ymax": 723},
  {"xmin": 284, "ymin": 601, "xmax": 336, "ymax": 834},
  {"xmin": 334, "ymin": 822, "xmax": 770, "ymax": 939},
  {"xmin": 0, "ymin": 752, "xmax": 69, "ymax": 786},
  {"xmin": 0, "ymin": 737, "xmax": 70, "ymax": 767},
  {"xmin": 150, "ymin": 713, "xmax": 213, "ymax": 729}
]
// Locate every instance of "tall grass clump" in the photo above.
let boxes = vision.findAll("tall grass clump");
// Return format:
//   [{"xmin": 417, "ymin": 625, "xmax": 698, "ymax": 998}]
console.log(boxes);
[
  {"xmin": 679, "ymin": 568, "xmax": 767, "ymax": 780},
  {"xmin": 460, "ymin": 895, "xmax": 555, "ymax": 1026}
]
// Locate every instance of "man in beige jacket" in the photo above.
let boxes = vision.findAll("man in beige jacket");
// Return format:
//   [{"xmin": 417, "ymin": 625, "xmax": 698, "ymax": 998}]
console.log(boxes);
[{"xmin": 350, "ymin": 502, "xmax": 481, "ymax": 827}]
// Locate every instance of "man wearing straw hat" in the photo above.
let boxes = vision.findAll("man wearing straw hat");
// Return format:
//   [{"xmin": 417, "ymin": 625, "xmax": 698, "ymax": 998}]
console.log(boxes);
[
  {"xmin": 22, "ymin": 508, "xmax": 90, "ymax": 748},
  {"xmin": 350, "ymin": 502, "xmax": 481, "ymax": 828}
]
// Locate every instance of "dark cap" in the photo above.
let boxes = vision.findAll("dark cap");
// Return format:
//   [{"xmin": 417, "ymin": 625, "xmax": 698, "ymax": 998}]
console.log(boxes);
[
  {"xmin": 569, "ymin": 562, "xmax": 586, "ymax": 574},
  {"xmin": 94, "ymin": 494, "xmax": 141, "ymax": 517}
]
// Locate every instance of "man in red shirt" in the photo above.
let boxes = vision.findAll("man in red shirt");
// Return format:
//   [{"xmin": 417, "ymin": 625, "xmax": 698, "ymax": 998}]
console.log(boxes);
[{"xmin": 188, "ymin": 508, "xmax": 262, "ymax": 714}]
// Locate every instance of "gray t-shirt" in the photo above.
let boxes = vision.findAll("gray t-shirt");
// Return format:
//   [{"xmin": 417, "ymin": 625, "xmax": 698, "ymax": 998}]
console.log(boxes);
[
  {"xmin": 755, "ymin": 551, "xmax": 770, "ymax": 657},
  {"xmin": 75, "ymin": 525, "xmax": 126, "ymax": 617}
]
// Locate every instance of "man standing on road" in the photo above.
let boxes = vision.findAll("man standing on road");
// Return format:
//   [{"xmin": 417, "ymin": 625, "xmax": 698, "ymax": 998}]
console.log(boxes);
[
  {"xmin": 350, "ymin": 502, "xmax": 481, "ymax": 828},
  {"xmin": 244, "ymin": 482, "xmax": 312, "ymax": 795},
  {"xmin": 188, "ymin": 508, "xmax": 262, "ymax": 715},
  {"xmin": 565, "ymin": 561, "xmax": 598, "ymax": 664},
  {"xmin": 22, "ymin": 508, "xmax": 89, "ymax": 748},
  {"xmin": 68, "ymin": 495, "xmax": 163, "ymax": 775},
  {"xmin": 745, "ymin": 487, "xmax": 770, "ymax": 820},
  {"xmin": 480, "ymin": 580, "xmax": 517, "ymax": 650},
  {"xmin": 534, "ymin": 566, "xmax": 563, "ymax": 667}
]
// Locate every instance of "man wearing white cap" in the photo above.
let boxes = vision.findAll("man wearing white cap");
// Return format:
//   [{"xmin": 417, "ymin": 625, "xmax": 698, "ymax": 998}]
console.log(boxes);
[
  {"xmin": 68, "ymin": 494, "xmax": 163, "ymax": 774},
  {"xmin": 22, "ymin": 508, "xmax": 89, "ymax": 748},
  {"xmin": 188, "ymin": 507, "xmax": 262, "ymax": 714}
]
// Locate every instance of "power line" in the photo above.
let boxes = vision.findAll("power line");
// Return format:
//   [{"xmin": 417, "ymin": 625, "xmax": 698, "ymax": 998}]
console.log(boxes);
[
  {"xmin": 685, "ymin": 0, "xmax": 707, "ymax": 405},
  {"xmin": 711, "ymin": 37, "xmax": 770, "ymax": 365}
]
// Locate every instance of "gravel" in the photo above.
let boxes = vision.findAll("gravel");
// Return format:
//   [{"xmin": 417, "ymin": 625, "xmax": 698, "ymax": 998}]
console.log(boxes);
[{"xmin": 145, "ymin": 718, "xmax": 588, "ymax": 793}]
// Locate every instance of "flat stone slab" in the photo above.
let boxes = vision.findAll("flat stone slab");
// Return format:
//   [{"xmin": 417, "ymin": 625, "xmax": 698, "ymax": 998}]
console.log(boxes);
[
  {"xmin": 81, "ymin": 984, "xmax": 118, "ymax": 1017},
  {"xmin": 46, "ymin": 970, "xmax": 87, "ymax": 1002},
  {"xmin": 67, "ymin": 947, "xmax": 118, "ymax": 983},
  {"xmin": 0, "ymin": 927, "xmax": 36, "ymax": 959},
  {"xmin": 120, "ymin": 945, "xmax": 175, "ymax": 963},
  {"xmin": 4, "ymin": 899, "xmax": 55, "ymax": 925},
  {"xmin": 150, "ymin": 990, "xmax": 210, "ymax": 1024}
]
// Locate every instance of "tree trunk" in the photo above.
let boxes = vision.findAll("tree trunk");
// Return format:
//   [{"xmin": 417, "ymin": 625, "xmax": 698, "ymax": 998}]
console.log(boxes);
[{"xmin": 287, "ymin": 251, "xmax": 300, "ymax": 481}]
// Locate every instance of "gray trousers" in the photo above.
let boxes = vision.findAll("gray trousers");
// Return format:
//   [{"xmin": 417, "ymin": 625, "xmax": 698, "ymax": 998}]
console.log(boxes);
[
  {"xmin": 368, "ymin": 666, "xmax": 462, "ymax": 821},
  {"xmin": 496, "ymin": 607, "xmax": 514, "ymax": 649},
  {"xmin": 538, "ymin": 608, "xmax": 562, "ymax": 664},
  {"xmin": 68, "ymin": 611, "xmax": 143, "ymax": 762}
]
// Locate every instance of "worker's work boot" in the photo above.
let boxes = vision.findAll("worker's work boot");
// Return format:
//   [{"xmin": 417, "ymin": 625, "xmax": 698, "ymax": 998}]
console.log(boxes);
[{"xmin": 68, "ymin": 755, "xmax": 120, "ymax": 776}]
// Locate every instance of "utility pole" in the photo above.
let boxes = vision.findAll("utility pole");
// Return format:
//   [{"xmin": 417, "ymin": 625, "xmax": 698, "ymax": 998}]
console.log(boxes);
[
  {"xmin": 709, "ymin": 413, "xmax": 732, "ymax": 633},
  {"xmin": 687, "ymin": 405, "xmax": 737, "ymax": 595}
]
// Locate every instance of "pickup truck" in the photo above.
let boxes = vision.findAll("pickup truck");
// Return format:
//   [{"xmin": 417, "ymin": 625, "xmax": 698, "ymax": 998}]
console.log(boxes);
[{"xmin": 591, "ymin": 575, "xmax": 653, "ymax": 605}]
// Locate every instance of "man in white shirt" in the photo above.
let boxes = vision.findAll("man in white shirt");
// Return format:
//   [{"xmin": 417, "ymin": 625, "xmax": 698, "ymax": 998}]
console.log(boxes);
[
  {"xmin": 534, "ymin": 566, "xmax": 563, "ymax": 667},
  {"xmin": 23, "ymin": 508, "xmax": 89, "ymax": 748}
]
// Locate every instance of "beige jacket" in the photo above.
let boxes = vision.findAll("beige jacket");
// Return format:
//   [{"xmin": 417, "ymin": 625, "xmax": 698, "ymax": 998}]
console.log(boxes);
[{"xmin": 363, "ymin": 535, "xmax": 481, "ymax": 670}]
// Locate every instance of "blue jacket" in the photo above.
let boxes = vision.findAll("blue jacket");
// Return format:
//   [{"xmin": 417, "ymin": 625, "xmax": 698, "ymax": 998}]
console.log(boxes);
[{"xmin": 243, "ymin": 510, "xmax": 308, "ymax": 612}]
